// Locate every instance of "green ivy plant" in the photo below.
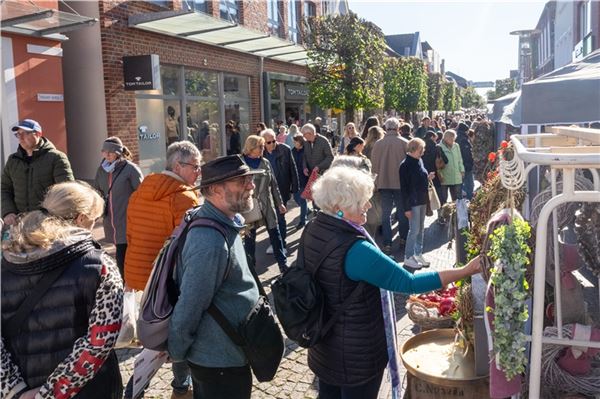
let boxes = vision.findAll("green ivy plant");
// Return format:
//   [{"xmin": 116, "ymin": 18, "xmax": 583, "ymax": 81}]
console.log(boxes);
[{"xmin": 487, "ymin": 218, "xmax": 531, "ymax": 380}]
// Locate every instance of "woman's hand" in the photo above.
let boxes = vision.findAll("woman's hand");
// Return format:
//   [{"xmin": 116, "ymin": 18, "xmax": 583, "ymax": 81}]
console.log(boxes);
[
  {"xmin": 19, "ymin": 387, "xmax": 41, "ymax": 399},
  {"xmin": 404, "ymin": 210, "xmax": 412, "ymax": 220},
  {"xmin": 303, "ymin": 168, "xmax": 309, "ymax": 176},
  {"xmin": 428, "ymin": 172, "xmax": 435, "ymax": 180},
  {"xmin": 279, "ymin": 204, "xmax": 287, "ymax": 214},
  {"xmin": 467, "ymin": 254, "xmax": 483, "ymax": 275}
]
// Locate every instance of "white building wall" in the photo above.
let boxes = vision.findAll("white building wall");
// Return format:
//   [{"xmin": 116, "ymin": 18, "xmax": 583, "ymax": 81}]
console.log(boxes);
[{"xmin": 554, "ymin": 0, "xmax": 575, "ymax": 68}]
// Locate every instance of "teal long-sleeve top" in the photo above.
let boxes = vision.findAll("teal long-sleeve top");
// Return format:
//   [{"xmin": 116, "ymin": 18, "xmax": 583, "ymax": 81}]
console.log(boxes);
[{"xmin": 345, "ymin": 240, "xmax": 442, "ymax": 293}]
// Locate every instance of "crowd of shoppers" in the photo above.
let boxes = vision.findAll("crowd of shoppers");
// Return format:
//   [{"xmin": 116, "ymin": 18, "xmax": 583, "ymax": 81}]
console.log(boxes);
[{"xmin": 1, "ymin": 113, "xmax": 484, "ymax": 399}]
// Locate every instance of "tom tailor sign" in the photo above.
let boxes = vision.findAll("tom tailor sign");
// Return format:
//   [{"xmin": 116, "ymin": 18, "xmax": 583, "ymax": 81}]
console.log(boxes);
[{"xmin": 123, "ymin": 55, "xmax": 160, "ymax": 91}]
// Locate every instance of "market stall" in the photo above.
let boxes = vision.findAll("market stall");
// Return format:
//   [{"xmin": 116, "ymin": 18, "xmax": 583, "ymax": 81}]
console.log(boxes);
[{"xmin": 400, "ymin": 125, "xmax": 600, "ymax": 399}]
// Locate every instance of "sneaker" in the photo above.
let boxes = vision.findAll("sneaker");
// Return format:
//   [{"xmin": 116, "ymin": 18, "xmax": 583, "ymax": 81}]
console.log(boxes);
[
  {"xmin": 266, "ymin": 245, "xmax": 273, "ymax": 254},
  {"xmin": 382, "ymin": 244, "xmax": 392, "ymax": 255},
  {"xmin": 403, "ymin": 256, "xmax": 422, "ymax": 269},
  {"xmin": 414, "ymin": 254, "xmax": 431, "ymax": 267}
]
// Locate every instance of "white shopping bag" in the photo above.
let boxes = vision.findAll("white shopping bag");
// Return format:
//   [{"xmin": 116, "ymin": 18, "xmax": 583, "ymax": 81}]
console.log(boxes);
[{"xmin": 115, "ymin": 290, "xmax": 139, "ymax": 348}]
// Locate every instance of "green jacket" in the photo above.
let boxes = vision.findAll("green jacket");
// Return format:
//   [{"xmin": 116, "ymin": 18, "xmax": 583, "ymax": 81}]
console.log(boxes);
[
  {"xmin": 438, "ymin": 141, "xmax": 464, "ymax": 186},
  {"xmin": 1, "ymin": 137, "xmax": 74, "ymax": 217}
]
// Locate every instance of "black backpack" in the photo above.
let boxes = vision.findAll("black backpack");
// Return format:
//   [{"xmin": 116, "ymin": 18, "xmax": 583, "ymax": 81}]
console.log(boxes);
[{"xmin": 271, "ymin": 226, "xmax": 365, "ymax": 348}]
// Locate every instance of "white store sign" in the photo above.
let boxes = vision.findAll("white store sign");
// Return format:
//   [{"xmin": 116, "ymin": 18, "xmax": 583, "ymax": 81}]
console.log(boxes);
[{"xmin": 37, "ymin": 93, "xmax": 64, "ymax": 102}]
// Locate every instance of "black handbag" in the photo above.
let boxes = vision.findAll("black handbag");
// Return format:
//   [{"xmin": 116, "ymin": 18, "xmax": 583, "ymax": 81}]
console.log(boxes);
[{"xmin": 207, "ymin": 266, "xmax": 284, "ymax": 382}]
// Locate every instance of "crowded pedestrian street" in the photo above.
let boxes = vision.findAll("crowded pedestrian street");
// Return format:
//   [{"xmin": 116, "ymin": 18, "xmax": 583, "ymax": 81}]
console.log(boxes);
[{"xmin": 2, "ymin": 1, "xmax": 600, "ymax": 399}]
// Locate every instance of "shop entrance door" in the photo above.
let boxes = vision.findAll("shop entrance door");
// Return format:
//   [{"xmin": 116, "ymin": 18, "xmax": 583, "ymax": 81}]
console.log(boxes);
[{"xmin": 285, "ymin": 103, "xmax": 305, "ymax": 126}]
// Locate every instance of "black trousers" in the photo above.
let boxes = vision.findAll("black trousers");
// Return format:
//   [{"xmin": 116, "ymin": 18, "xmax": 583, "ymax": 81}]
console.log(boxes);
[
  {"xmin": 188, "ymin": 363, "xmax": 252, "ymax": 399},
  {"xmin": 318, "ymin": 370, "xmax": 384, "ymax": 399},
  {"xmin": 115, "ymin": 243, "xmax": 127, "ymax": 279}
]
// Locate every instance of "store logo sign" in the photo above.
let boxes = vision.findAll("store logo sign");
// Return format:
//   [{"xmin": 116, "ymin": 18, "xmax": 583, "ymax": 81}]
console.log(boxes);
[
  {"xmin": 123, "ymin": 55, "xmax": 161, "ymax": 91},
  {"xmin": 285, "ymin": 85, "xmax": 309, "ymax": 100},
  {"xmin": 138, "ymin": 125, "xmax": 160, "ymax": 140}
]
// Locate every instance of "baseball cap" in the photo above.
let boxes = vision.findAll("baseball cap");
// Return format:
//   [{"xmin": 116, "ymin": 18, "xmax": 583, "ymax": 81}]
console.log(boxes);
[{"xmin": 12, "ymin": 119, "xmax": 42, "ymax": 133}]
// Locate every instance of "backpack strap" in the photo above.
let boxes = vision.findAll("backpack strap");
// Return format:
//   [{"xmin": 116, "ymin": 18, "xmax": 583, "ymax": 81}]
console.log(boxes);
[
  {"xmin": 297, "ymin": 229, "xmax": 366, "ymax": 340},
  {"xmin": 3, "ymin": 263, "xmax": 70, "ymax": 338}
]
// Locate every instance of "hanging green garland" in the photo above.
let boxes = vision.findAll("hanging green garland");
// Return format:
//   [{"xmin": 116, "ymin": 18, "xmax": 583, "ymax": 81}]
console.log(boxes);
[{"xmin": 487, "ymin": 217, "xmax": 532, "ymax": 380}]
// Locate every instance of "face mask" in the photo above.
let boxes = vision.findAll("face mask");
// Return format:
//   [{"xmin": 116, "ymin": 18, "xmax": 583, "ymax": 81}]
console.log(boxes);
[{"xmin": 101, "ymin": 159, "xmax": 117, "ymax": 173}]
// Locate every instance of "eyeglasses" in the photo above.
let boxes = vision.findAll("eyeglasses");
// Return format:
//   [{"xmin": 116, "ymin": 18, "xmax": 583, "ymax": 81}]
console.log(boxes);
[
  {"xmin": 265, "ymin": 140, "xmax": 276, "ymax": 145},
  {"xmin": 13, "ymin": 131, "xmax": 34, "ymax": 138},
  {"xmin": 347, "ymin": 126, "xmax": 355, "ymax": 130},
  {"xmin": 180, "ymin": 161, "xmax": 201, "ymax": 172}
]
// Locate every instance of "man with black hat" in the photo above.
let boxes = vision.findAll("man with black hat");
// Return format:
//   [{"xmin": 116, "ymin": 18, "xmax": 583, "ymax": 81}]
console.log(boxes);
[
  {"xmin": 1, "ymin": 119, "xmax": 73, "ymax": 226},
  {"xmin": 168, "ymin": 154, "xmax": 264, "ymax": 399}
]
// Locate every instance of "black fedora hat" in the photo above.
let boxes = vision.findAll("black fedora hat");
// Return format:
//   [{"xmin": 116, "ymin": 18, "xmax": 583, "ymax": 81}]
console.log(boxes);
[{"xmin": 200, "ymin": 154, "xmax": 263, "ymax": 188}]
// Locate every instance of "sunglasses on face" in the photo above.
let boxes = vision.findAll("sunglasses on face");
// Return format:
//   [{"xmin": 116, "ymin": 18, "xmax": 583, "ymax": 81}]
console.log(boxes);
[{"xmin": 265, "ymin": 140, "xmax": 276, "ymax": 145}]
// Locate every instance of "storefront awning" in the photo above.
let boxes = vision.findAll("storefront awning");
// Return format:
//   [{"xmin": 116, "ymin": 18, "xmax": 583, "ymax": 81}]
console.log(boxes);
[
  {"xmin": 0, "ymin": 0, "xmax": 97, "ymax": 39},
  {"xmin": 129, "ymin": 10, "xmax": 310, "ymax": 65}
]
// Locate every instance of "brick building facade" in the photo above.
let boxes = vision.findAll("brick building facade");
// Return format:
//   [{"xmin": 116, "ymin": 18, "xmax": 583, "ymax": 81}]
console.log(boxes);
[{"xmin": 62, "ymin": 0, "xmax": 339, "ymax": 178}]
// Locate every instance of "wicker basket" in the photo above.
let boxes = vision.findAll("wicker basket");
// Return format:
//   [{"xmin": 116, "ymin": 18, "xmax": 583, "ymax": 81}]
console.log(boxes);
[{"xmin": 406, "ymin": 301, "xmax": 454, "ymax": 330}]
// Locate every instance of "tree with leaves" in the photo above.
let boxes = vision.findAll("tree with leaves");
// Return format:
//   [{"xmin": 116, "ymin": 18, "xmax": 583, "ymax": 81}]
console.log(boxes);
[
  {"xmin": 487, "ymin": 78, "xmax": 517, "ymax": 101},
  {"xmin": 427, "ymin": 72, "xmax": 445, "ymax": 115},
  {"xmin": 303, "ymin": 12, "xmax": 386, "ymax": 122},
  {"xmin": 383, "ymin": 57, "xmax": 428, "ymax": 120},
  {"xmin": 462, "ymin": 86, "xmax": 485, "ymax": 109},
  {"xmin": 443, "ymin": 81, "xmax": 457, "ymax": 113}
]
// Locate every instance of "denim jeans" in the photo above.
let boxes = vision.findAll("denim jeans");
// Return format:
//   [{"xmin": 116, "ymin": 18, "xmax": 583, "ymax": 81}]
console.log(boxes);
[
  {"xmin": 244, "ymin": 225, "xmax": 287, "ymax": 269},
  {"xmin": 293, "ymin": 187, "xmax": 308, "ymax": 225},
  {"xmin": 188, "ymin": 363, "xmax": 252, "ymax": 399},
  {"xmin": 171, "ymin": 361, "xmax": 192, "ymax": 393},
  {"xmin": 405, "ymin": 204, "xmax": 427, "ymax": 259},
  {"xmin": 380, "ymin": 189, "xmax": 409, "ymax": 246},
  {"xmin": 462, "ymin": 170, "xmax": 474, "ymax": 199},
  {"xmin": 318, "ymin": 370, "xmax": 384, "ymax": 399}
]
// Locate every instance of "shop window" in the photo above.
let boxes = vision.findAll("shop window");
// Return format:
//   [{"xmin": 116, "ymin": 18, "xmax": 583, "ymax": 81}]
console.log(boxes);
[
  {"xmin": 185, "ymin": 69, "xmax": 217, "ymax": 97},
  {"xmin": 225, "ymin": 101, "xmax": 250, "ymax": 153},
  {"xmin": 223, "ymin": 74, "xmax": 249, "ymax": 99},
  {"xmin": 220, "ymin": 0, "xmax": 238, "ymax": 23},
  {"xmin": 146, "ymin": 0, "xmax": 168, "ymax": 8},
  {"xmin": 161, "ymin": 65, "xmax": 180, "ymax": 96},
  {"xmin": 270, "ymin": 80, "xmax": 280, "ymax": 100},
  {"xmin": 270, "ymin": 103, "xmax": 282, "ymax": 128},
  {"xmin": 187, "ymin": 100, "xmax": 220, "ymax": 161}
]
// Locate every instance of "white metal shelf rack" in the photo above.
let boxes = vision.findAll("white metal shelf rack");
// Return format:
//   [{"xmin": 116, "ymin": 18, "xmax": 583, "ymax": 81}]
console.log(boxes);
[{"xmin": 500, "ymin": 126, "xmax": 600, "ymax": 398}]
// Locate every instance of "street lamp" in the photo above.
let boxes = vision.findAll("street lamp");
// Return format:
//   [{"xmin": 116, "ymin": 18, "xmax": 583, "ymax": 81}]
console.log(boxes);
[{"xmin": 510, "ymin": 29, "xmax": 541, "ymax": 86}]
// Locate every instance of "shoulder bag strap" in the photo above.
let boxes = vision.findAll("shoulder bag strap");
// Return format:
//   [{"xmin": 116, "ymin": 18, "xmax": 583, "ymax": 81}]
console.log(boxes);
[
  {"xmin": 178, "ymin": 217, "xmax": 245, "ymax": 345},
  {"xmin": 106, "ymin": 162, "xmax": 127, "ymax": 198},
  {"xmin": 3, "ymin": 264, "xmax": 70, "ymax": 338}
]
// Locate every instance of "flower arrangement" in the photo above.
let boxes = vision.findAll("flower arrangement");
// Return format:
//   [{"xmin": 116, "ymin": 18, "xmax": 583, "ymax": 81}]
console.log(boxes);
[{"xmin": 487, "ymin": 217, "xmax": 532, "ymax": 380}]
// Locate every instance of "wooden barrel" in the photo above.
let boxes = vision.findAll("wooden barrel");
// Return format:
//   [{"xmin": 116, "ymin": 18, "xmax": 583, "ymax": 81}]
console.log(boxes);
[{"xmin": 401, "ymin": 329, "xmax": 490, "ymax": 399}]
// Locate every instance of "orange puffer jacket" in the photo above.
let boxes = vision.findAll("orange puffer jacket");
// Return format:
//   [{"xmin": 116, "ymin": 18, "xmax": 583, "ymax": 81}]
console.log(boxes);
[{"xmin": 124, "ymin": 172, "xmax": 199, "ymax": 291}]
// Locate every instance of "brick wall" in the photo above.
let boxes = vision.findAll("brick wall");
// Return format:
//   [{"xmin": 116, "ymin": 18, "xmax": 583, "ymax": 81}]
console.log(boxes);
[{"xmin": 99, "ymin": 0, "xmax": 310, "ymax": 160}]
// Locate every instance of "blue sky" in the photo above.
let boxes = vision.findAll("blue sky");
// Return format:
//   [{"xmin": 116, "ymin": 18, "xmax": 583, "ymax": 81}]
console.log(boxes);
[{"xmin": 348, "ymin": 0, "xmax": 547, "ymax": 83}]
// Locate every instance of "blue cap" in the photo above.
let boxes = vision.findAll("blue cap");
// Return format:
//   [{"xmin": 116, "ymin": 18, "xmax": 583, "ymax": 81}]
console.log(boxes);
[{"xmin": 12, "ymin": 119, "xmax": 42, "ymax": 133}]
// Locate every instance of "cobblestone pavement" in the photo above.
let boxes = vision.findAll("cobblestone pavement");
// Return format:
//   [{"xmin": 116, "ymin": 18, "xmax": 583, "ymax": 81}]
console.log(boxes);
[{"xmin": 96, "ymin": 204, "xmax": 458, "ymax": 398}]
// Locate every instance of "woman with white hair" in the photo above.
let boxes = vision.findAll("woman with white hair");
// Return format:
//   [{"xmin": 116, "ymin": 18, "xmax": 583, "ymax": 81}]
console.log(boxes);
[
  {"xmin": 302, "ymin": 166, "xmax": 481, "ymax": 399},
  {"xmin": 1, "ymin": 181, "xmax": 123, "ymax": 399}
]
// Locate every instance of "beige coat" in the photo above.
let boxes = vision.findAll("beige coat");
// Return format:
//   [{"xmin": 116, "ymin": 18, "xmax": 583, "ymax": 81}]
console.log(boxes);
[{"xmin": 371, "ymin": 132, "xmax": 409, "ymax": 190}]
